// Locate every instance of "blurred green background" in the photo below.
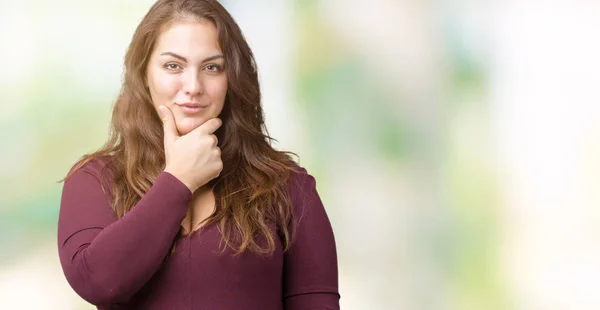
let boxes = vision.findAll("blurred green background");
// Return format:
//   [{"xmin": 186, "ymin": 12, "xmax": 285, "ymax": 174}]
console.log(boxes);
[{"xmin": 1, "ymin": 1, "xmax": 600, "ymax": 309}]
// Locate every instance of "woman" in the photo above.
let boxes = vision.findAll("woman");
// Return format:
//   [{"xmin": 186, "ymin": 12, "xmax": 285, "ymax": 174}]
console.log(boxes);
[{"xmin": 57, "ymin": 0, "xmax": 339, "ymax": 309}]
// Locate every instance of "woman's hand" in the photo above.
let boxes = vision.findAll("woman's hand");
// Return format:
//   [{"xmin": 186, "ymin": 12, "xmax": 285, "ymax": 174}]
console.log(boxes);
[{"xmin": 159, "ymin": 105, "xmax": 223, "ymax": 193}]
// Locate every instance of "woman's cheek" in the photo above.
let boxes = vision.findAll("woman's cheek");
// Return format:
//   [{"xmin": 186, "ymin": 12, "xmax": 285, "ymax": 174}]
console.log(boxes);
[{"xmin": 158, "ymin": 75, "xmax": 181, "ymax": 99}]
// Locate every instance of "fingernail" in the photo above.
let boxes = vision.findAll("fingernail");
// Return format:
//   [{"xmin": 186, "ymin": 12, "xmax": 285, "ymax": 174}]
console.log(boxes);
[{"xmin": 158, "ymin": 106, "xmax": 166, "ymax": 121}]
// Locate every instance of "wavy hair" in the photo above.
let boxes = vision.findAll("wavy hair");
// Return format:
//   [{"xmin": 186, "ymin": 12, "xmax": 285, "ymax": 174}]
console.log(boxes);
[{"xmin": 65, "ymin": 0, "xmax": 298, "ymax": 255}]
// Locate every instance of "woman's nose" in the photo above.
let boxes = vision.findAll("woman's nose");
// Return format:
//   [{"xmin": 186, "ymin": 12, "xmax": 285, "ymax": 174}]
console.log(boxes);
[{"xmin": 182, "ymin": 71, "xmax": 203, "ymax": 96}]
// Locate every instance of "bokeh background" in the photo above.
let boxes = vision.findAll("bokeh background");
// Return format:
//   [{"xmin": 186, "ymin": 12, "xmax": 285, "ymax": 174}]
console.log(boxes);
[{"xmin": 1, "ymin": 0, "xmax": 600, "ymax": 309}]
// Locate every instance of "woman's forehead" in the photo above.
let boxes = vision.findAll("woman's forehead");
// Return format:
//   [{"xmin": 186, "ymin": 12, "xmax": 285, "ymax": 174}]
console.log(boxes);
[{"xmin": 153, "ymin": 20, "xmax": 222, "ymax": 60}]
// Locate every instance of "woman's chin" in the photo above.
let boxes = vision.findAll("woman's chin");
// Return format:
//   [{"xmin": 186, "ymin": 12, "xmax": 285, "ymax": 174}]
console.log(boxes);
[{"xmin": 175, "ymin": 118, "xmax": 203, "ymax": 136}]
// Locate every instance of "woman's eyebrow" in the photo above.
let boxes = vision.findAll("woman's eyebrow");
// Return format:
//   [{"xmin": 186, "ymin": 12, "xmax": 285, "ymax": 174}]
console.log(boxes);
[{"xmin": 159, "ymin": 52, "xmax": 224, "ymax": 63}]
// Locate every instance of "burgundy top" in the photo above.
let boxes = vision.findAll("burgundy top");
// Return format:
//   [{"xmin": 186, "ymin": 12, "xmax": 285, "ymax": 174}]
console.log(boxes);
[{"xmin": 57, "ymin": 158, "xmax": 339, "ymax": 309}]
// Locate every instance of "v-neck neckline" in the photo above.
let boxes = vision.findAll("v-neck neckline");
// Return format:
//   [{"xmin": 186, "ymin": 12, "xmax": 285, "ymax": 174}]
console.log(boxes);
[{"xmin": 180, "ymin": 220, "xmax": 216, "ymax": 238}]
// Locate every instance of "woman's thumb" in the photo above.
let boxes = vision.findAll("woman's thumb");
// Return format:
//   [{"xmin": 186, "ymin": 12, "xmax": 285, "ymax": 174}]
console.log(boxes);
[
  {"xmin": 158, "ymin": 105, "xmax": 178, "ymax": 141},
  {"xmin": 158, "ymin": 105, "xmax": 168, "ymax": 120}
]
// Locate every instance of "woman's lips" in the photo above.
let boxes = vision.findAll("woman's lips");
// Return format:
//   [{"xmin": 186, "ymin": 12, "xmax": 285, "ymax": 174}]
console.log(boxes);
[{"xmin": 177, "ymin": 103, "xmax": 207, "ymax": 114}]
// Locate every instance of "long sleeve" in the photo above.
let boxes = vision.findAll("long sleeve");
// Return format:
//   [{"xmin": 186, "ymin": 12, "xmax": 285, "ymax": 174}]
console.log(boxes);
[
  {"xmin": 283, "ymin": 169, "xmax": 340, "ymax": 310},
  {"xmin": 57, "ymin": 159, "xmax": 192, "ymax": 306}
]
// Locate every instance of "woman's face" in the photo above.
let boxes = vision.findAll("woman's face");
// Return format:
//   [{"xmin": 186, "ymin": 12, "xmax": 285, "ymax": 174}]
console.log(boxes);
[{"xmin": 146, "ymin": 19, "xmax": 227, "ymax": 135}]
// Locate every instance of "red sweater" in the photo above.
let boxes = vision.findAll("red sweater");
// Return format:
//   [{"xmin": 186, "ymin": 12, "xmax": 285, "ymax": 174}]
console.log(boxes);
[{"xmin": 57, "ymin": 158, "xmax": 339, "ymax": 309}]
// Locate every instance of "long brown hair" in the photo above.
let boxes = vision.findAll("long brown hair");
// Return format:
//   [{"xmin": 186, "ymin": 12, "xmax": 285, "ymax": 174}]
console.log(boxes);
[{"xmin": 65, "ymin": 0, "xmax": 299, "ymax": 255}]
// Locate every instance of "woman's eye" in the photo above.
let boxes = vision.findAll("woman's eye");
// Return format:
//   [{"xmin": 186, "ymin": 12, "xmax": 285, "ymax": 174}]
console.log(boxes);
[
  {"xmin": 164, "ymin": 63, "xmax": 181, "ymax": 71},
  {"xmin": 205, "ymin": 64, "xmax": 222, "ymax": 72}
]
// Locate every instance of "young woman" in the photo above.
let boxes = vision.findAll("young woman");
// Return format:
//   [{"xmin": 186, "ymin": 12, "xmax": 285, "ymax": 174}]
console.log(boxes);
[{"xmin": 57, "ymin": 0, "xmax": 339, "ymax": 309}]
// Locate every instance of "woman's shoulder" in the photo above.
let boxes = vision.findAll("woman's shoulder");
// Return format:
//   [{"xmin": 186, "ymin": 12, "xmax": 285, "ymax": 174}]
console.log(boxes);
[
  {"xmin": 285, "ymin": 162, "xmax": 318, "ymax": 197},
  {"xmin": 283, "ymin": 162, "xmax": 330, "ymax": 227},
  {"xmin": 68, "ymin": 155, "xmax": 115, "ymax": 180}
]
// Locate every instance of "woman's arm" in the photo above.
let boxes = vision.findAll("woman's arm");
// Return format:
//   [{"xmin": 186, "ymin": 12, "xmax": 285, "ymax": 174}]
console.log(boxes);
[
  {"xmin": 57, "ymin": 160, "xmax": 191, "ymax": 305},
  {"xmin": 283, "ymin": 169, "xmax": 340, "ymax": 310}
]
